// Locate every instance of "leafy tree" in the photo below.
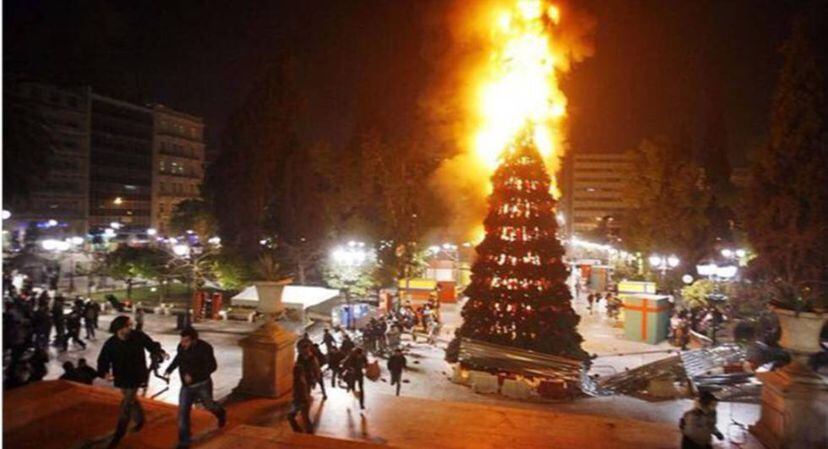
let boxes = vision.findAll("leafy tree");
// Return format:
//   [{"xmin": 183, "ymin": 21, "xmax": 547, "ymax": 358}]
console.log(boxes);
[
  {"xmin": 252, "ymin": 252, "xmax": 285, "ymax": 282},
  {"xmin": 209, "ymin": 252, "xmax": 251, "ymax": 291},
  {"xmin": 744, "ymin": 8, "xmax": 828, "ymax": 310},
  {"xmin": 104, "ymin": 245, "xmax": 171, "ymax": 299},
  {"xmin": 622, "ymin": 137, "xmax": 713, "ymax": 270},
  {"xmin": 169, "ymin": 198, "xmax": 217, "ymax": 238},
  {"xmin": 204, "ymin": 57, "xmax": 300, "ymax": 256},
  {"xmin": 680, "ymin": 279, "xmax": 717, "ymax": 309},
  {"xmin": 699, "ymin": 87, "xmax": 736, "ymax": 244},
  {"xmin": 456, "ymin": 130, "xmax": 587, "ymax": 360}
]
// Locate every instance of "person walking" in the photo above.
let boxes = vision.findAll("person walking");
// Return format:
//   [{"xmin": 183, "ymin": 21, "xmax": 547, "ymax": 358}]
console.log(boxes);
[
  {"xmin": 66, "ymin": 310, "xmax": 87, "ymax": 349},
  {"xmin": 97, "ymin": 315, "xmax": 166, "ymax": 449},
  {"xmin": 679, "ymin": 391, "xmax": 724, "ymax": 449},
  {"xmin": 587, "ymin": 293, "xmax": 595, "ymax": 315},
  {"xmin": 340, "ymin": 333, "xmax": 355, "ymax": 355},
  {"xmin": 327, "ymin": 345, "xmax": 343, "ymax": 388},
  {"xmin": 164, "ymin": 327, "xmax": 226, "ymax": 449},
  {"xmin": 84, "ymin": 300, "xmax": 97, "ymax": 340},
  {"xmin": 387, "ymin": 348, "xmax": 407, "ymax": 396},
  {"xmin": 296, "ymin": 342, "xmax": 327, "ymax": 400},
  {"xmin": 342, "ymin": 347, "xmax": 368, "ymax": 409},
  {"xmin": 52, "ymin": 296, "xmax": 67, "ymax": 352},
  {"xmin": 287, "ymin": 363, "xmax": 313, "ymax": 433},
  {"xmin": 322, "ymin": 328, "xmax": 335, "ymax": 353},
  {"xmin": 32, "ymin": 300, "xmax": 52, "ymax": 350}
]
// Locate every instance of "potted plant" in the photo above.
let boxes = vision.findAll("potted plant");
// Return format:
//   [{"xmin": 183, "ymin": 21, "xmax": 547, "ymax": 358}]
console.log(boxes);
[{"xmin": 767, "ymin": 281, "xmax": 827, "ymax": 366}]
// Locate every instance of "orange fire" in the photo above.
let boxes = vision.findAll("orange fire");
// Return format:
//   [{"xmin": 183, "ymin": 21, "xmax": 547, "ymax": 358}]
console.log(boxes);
[{"xmin": 470, "ymin": 0, "xmax": 567, "ymax": 193}]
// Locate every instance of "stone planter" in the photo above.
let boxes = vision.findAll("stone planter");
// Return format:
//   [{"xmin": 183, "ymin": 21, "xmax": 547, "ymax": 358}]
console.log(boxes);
[
  {"xmin": 773, "ymin": 307, "xmax": 826, "ymax": 356},
  {"xmin": 751, "ymin": 307, "xmax": 828, "ymax": 449},
  {"xmin": 254, "ymin": 280, "xmax": 290, "ymax": 316}
]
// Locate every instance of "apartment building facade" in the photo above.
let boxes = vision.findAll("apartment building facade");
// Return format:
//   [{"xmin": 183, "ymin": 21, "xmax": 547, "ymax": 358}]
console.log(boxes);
[{"xmin": 560, "ymin": 152, "xmax": 635, "ymax": 237}]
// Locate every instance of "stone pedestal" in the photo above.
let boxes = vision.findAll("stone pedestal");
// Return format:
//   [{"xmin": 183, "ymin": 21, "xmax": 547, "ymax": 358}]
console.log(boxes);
[
  {"xmin": 235, "ymin": 320, "xmax": 297, "ymax": 398},
  {"xmin": 751, "ymin": 308, "xmax": 828, "ymax": 448},
  {"xmin": 751, "ymin": 363, "xmax": 828, "ymax": 449}
]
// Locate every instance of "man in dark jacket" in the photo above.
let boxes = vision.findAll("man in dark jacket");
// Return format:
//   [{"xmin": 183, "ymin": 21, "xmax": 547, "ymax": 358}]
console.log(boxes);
[
  {"xmin": 287, "ymin": 363, "xmax": 313, "ymax": 433},
  {"xmin": 51, "ymin": 296, "xmax": 67, "ymax": 351},
  {"xmin": 97, "ymin": 315, "xmax": 166, "ymax": 449},
  {"xmin": 387, "ymin": 348, "xmax": 407, "ymax": 396},
  {"xmin": 343, "ymin": 347, "xmax": 368, "ymax": 409},
  {"xmin": 327, "ymin": 346, "xmax": 344, "ymax": 388},
  {"xmin": 322, "ymin": 328, "xmax": 335, "ymax": 352},
  {"xmin": 164, "ymin": 327, "xmax": 226, "ymax": 449}
]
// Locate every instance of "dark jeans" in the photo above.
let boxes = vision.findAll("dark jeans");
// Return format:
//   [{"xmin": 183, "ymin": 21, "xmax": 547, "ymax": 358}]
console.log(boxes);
[
  {"xmin": 108, "ymin": 388, "xmax": 144, "ymax": 448},
  {"xmin": 353, "ymin": 375, "xmax": 365, "ymax": 408},
  {"xmin": 287, "ymin": 401, "xmax": 313, "ymax": 433},
  {"xmin": 317, "ymin": 375, "xmax": 327, "ymax": 398},
  {"xmin": 85, "ymin": 322, "xmax": 96, "ymax": 339},
  {"xmin": 178, "ymin": 379, "xmax": 225, "ymax": 446},
  {"xmin": 330, "ymin": 367, "xmax": 339, "ymax": 388},
  {"xmin": 390, "ymin": 371, "xmax": 402, "ymax": 396}
]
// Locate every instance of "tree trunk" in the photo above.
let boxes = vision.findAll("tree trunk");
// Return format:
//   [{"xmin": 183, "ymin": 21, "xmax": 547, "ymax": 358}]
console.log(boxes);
[{"xmin": 297, "ymin": 262, "xmax": 307, "ymax": 285}]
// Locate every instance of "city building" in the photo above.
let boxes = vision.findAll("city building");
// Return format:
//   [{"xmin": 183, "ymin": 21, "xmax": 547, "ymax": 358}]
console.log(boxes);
[
  {"xmin": 89, "ymin": 94, "xmax": 155, "ymax": 229},
  {"xmin": 4, "ymin": 79, "xmax": 91, "ymax": 236},
  {"xmin": 4, "ymin": 78, "xmax": 205, "ymax": 238},
  {"xmin": 559, "ymin": 151, "xmax": 635, "ymax": 237},
  {"xmin": 151, "ymin": 105, "xmax": 206, "ymax": 235}
]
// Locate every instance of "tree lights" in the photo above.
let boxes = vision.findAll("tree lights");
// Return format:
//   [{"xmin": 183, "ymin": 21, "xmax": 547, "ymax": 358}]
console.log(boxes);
[{"xmin": 456, "ymin": 130, "xmax": 587, "ymax": 360}]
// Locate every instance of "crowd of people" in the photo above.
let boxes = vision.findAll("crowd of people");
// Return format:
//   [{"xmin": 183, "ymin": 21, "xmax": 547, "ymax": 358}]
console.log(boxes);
[
  {"xmin": 584, "ymin": 291, "xmax": 622, "ymax": 319},
  {"xmin": 288, "ymin": 327, "xmax": 410, "ymax": 434},
  {"xmin": 3, "ymin": 273, "xmax": 101, "ymax": 389}
]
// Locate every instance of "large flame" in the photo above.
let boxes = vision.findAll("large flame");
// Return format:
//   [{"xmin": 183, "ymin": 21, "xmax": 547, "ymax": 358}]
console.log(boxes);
[{"xmin": 472, "ymin": 0, "xmax": 566, "ymax": 192}]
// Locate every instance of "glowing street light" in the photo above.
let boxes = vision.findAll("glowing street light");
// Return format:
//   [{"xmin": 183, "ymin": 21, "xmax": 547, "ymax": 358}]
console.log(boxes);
[
  {"xmin": 332, "ymin": 241, "xmax": 369, "ymax": 330},
  {"xmin": 147, "ymin": 228, "xmax": 158, "ymax": 236},
  {"xmin": 172, "ymin": 243, "xmax": 190, "ymax": 257},
  {"xmin": 1, "ymin": 210, "xmax": 11, "ymax": 220},
  {"xmin": 649, "ymin": 254, "xmax": 680, "ymax": 277}
]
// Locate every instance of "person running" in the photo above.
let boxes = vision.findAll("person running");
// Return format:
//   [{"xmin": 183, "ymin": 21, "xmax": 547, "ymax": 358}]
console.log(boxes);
[
  {"xmin": 97, "ymin": 315, "xmax": 166, "ymax": 449},
  {"xmin": 340, "ymin": 334, "xmax": 355, "ymax": 356},
  {"xmin": 66, "ymin": 310, "xmax": 87, "ymax": 349},
  {"xmin": 296, "ymin": 342, "xmax": 326, "ymax": 400},
  {"xmin": 342, "ymin": 347, "xmax": 368, "ymax": 409},
  {"xmin": 287, "ymin": 363, "xmax": 313, "ymax": 433},
  {"xmin": 322, "ymin": 328, "xmax": 336, "ymax": 353},
  {"xmin": 164, "ymin": 327, "xmax": 226, "ymax": 449},
  {"xmin": 327, "ymin": 345, "xmax": 343, "ymax": 388},
  {"xmin": 679, "ymin": 391, "xmax": 724, "ymax": 449},
  {"xmin": 84, "ymin": 300, "xmax": 97, "ymax": 340},
  {"xmin": 387, "ymin": 348, "xmax": 407, "ymax": 396}
]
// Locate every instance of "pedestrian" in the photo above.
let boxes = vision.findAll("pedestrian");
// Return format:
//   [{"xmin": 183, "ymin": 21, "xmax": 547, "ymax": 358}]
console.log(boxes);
[
  {"xmin": 33, "ymin": 300, "xmax": 52, "ymax": 350},
  {"xmin": 340, "ymin": 334, "xmax": 355, "ymax": 355},
  {"xmin": 59, "ymin": 361, "xmax": 79, "ymax": 382},
  {"xmin": 287, "ymin": 363, "xmax": 313, "ymax": 434},
  {"xmin": 322, "ymin": 328, "xmax": 335, "ymax": 353},
  {"xmin": 75, "ymin": 358, "xmax": 98, "ymax": 385},
  {"xmin": 587, "ymin": 293, "xmax": 594, "ymax": 315},
  {"xmin": 296, "ymin": 332, "xmax": 312, "ymax": 351},
  {"xmin": 97, "ymin": 315, "xmax": 167, "ymax": 449},
  {"xmin": 387, "ymin": 348, "xmax": 407, "ymax": 396},
  {"xmin": 342, "ymin": 347, "xmax": 368, "ymax": 410},
  {"xmin": 327, "ymin": 345, "xmax": 343, "ymax": 388},
  {"xmin": 52, "ymin": 296, "xmax": 67, "ymax": 351},
  {"xmin": 66, "ymin": 310, "xmax": 87, "ymax": 349},
  {"xmin": 163, "ymin": 327, "xmax": 226, "ymax": 449},
  {"xmin": 84, "ymin": 300, "xmax": 97, "ymax": 339},
  {"xmin": 679, "ymin": 391, "xmax": 724, "ymax": 449},
  {"xmin": 135, "ymin": 306, "xmax": 145, "ymax": 331},
  {"xmin": 296, "ymin": 342, "xmax": 327, "ymax": 400}
]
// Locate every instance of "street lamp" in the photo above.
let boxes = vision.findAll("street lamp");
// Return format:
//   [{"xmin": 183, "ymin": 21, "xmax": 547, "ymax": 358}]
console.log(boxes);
[
  {"xmin": 649, "ymin": 254, "xmax": 680, "ymax": 277},
  {"xmin": 332, "ymin": 241, "xmax": 368, "ymax": 330}
]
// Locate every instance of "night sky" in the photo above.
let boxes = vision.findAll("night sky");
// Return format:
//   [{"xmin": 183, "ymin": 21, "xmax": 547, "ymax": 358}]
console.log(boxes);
[{"xmin": 4, "ymin": 0, "xmax": 801, "ymax": 165}]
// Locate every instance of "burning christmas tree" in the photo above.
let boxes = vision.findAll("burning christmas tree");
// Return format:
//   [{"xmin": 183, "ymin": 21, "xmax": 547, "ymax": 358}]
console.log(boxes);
[{"xmin": 456, "ymin": 129, "xmax": 587, "ymax": 361}]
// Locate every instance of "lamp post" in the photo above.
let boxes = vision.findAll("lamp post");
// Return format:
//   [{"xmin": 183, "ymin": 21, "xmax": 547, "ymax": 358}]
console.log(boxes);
[
  {"xmin": 332, "ymin": 241, "xmax": 367, "ymax": 331},
  {"xmin": 648, "ymin": 254, "xmax": 680, "ymax": 277}
]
